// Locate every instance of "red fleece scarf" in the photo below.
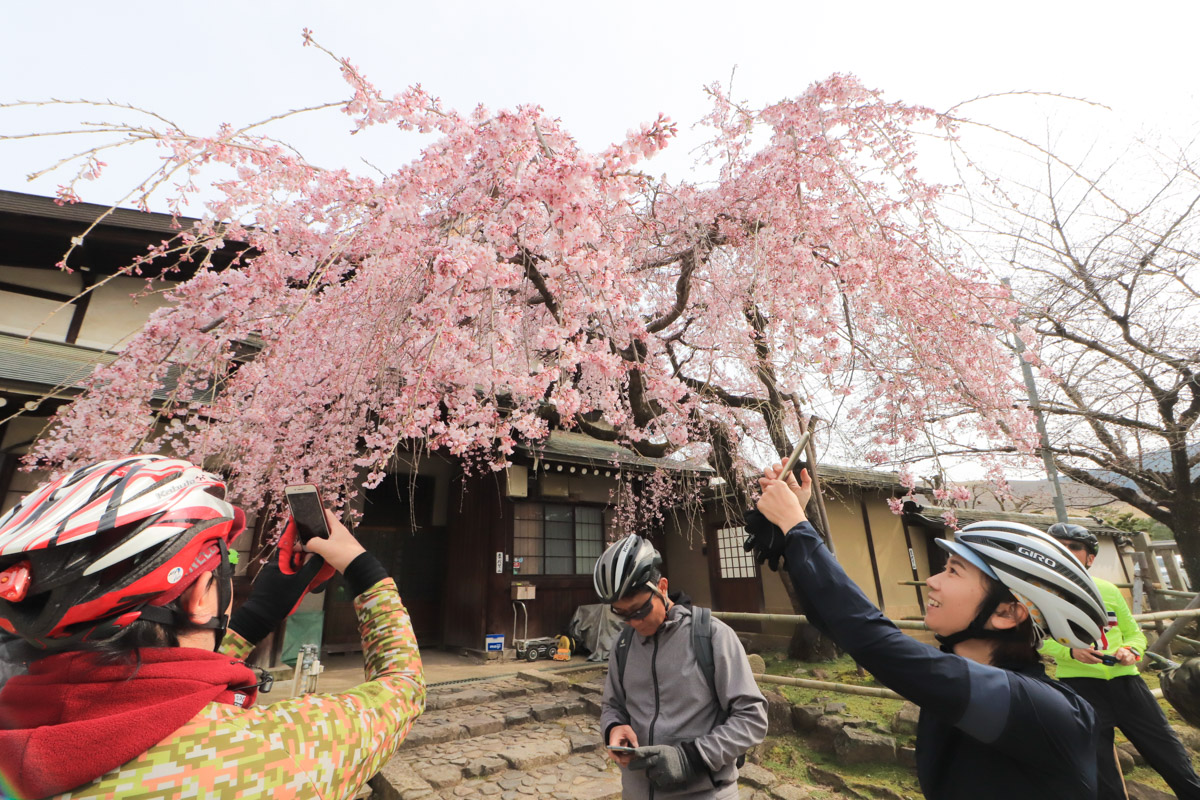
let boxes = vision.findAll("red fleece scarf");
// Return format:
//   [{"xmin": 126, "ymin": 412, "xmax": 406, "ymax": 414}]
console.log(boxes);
[{"xmin": 0, "ymin": 647, "xmax": 258, "ymax": 799}]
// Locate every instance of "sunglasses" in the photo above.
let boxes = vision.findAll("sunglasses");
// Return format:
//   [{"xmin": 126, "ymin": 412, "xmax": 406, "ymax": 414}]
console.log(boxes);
[
  {"xmin": 611, "ymin": 591, "xmax": 659, "ymax": 621},
  {"xmin": 1063, "ymin": 542, "xmax": 1088, "ymax": 553}
]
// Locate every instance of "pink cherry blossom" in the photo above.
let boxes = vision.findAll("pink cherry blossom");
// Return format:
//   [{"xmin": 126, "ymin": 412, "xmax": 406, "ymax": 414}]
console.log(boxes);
[{"xmin": 18, "ymin": 37, "xmax": 1034, "ymax": 522}]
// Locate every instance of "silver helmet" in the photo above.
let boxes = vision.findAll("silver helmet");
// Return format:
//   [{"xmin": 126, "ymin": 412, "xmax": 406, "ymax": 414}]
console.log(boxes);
[
  {"xmin": 593, "ymin": 534, "xmax": 661, "ymax": 603},
  {"xmin": 937, "ymin": 520, "xmax": 1108, "ymax": 649}
]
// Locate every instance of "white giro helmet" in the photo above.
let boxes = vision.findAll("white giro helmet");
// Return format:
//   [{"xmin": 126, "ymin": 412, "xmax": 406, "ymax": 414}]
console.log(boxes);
[
  {"xmin": 593, "ymin": 534, "xmax": 661, "ymax": 603},
  {"xmin": 937, "ymin": 520, "xmax": 1108, "ymax": 649}
]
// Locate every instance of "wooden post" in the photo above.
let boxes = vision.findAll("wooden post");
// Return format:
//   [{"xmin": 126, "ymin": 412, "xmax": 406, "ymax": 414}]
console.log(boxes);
[
  {"xmin": 1132, "ymin": 560, "xmax": 1145, "ymax": 615},
  {"xmin": 899, "ymin": 520, "xmax": 926, "ymax": 615},
  {"xmin": 1147, "ymin": 593, "xmax": 1200, "ymax": 656},
  {"xmin": 859, "ymin": 499, "xmax": 886, "ymax": 611},
  {"xmin": 1156, "ymin": 542, "xmax": 1188, "ymax": 595},
  {"xmin": 801, "ymin": 422, "xmax": 834, "ymax": 555},
  {"xmin": 1132, "ymin": 532, "xmax": 1167, "ymax": 645}
]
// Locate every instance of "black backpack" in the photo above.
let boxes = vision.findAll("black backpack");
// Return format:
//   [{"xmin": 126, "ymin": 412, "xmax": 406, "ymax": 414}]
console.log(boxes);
[{"xmin": 613, "ymin": 605, "xmax": 746, "ymax": 767}]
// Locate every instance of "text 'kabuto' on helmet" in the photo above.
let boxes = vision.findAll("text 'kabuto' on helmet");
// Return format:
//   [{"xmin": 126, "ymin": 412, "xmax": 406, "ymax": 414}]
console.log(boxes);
[
  {"xmin": 593, "ymin": 534, "xmax": 661, "ymax": 603},
  {"xmin": 0, "ymin": 455, "xmax": 244, "ymax": 649}
]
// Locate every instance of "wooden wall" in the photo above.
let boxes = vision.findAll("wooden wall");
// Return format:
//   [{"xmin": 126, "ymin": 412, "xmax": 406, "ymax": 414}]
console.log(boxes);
[
  {"xmin": 445, "ymin": 469, "xmax": 619, "ymax": 649},
  {"xmin": 443, "ymin": 471, "xmax": 505, "ymax": 650},
  {"xmin": 497, "ymin": 576, "xmax": 600, "ymax": 643}
]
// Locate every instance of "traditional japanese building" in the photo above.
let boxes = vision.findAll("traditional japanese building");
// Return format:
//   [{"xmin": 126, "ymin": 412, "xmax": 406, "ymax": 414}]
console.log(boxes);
[{"xmin": 0, "ymin": 189, "xmax": 1148, "ymax": 665}]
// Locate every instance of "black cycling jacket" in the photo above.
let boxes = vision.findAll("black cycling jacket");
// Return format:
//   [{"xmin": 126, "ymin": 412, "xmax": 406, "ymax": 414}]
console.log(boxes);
[{"xmin": 781, "ymin": 521, "xmax": 1097, "ymax": 799}]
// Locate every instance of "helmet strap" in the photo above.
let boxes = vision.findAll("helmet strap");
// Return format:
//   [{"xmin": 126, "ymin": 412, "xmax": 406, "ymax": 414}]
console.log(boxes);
[
  {"xmin": 646, "ymin": 581, "xmax": 672, "ymax": 613},
  {"xmin": 137, "ymin": 539, "xmax": 233, "ymax": 652},
  {"xmin": 202, "ymin": 538, "xmax": 233, "ymax": 652},
  {"xmin": 934, "ymin": 594, "xmax": 1028, "ymax": 653}
]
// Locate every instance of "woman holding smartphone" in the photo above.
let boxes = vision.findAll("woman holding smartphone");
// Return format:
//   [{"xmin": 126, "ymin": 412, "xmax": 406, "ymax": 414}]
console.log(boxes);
[
  {"xmin": 753, "ymin": 461, "xmax": 1108, "ymax": 800},
  {"xmin": 0, "ymin": 455, "xmax": 424, "ymax": 800}
]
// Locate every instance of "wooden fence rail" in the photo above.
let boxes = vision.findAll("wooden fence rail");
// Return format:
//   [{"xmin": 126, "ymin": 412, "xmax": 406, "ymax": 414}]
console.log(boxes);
[{"xmin": 752, "ymin": 671, "xmax": 903, "ymax": 700}]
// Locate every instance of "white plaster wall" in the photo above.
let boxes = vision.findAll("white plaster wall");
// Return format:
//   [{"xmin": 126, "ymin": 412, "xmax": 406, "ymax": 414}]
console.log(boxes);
[
  {"xmin": 75, "ymin": 277, "xmax": 175, "ymax": 350},
  {"xmin": 0, "ymin": 264, "xmax": 76, "ymax": 340},
  {"xmin": 0, "ymin": 264, "xmax": 175, "ymax": 349}
]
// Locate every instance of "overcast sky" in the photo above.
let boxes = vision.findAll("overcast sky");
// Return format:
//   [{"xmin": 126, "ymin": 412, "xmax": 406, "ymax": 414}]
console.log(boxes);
[
  {"xmin": 4, "ymin": 2, "xmax": 1197, "ymax": 480},
  {"xmin": 3, "ymin": 1, "xmax": 1199, "ymax": 208}
]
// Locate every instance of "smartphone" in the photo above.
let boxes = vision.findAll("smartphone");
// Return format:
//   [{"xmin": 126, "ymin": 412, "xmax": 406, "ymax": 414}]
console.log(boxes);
[
  {"xmin": 608, "ymin": 745, "xmax": 637, "ymax": 753},
  {"xmin": 284, "ymin": 484, "xmax": 330, "ymax": 543}
]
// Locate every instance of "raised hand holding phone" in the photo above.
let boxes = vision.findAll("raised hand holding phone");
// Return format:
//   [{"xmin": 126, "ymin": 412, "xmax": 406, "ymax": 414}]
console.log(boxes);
[
  {"xmin": 285, "ymin": 484, "xmax": 331, "ymax": 543},
  {"xmin": 744, "ymin": 434, "xmax": 814, "ymax": 570}
]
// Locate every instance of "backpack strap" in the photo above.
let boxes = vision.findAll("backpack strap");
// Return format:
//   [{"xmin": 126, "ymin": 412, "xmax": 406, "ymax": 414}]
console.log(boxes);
[
  {"xmin": 691, "ymin": 606, "xmax": 726, "ymax": 723},
  {"xmin": 693, "ymin": 606, "xmax": 745, "ymax": 768}
]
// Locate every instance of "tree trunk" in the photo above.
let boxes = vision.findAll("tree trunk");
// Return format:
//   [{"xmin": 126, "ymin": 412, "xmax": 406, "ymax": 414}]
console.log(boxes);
[
  {"xmin": 1172, "ymin": 502, "xmax": 1200, "ymax": 593},
  {"xmin": 705, "ymin": 418, "xmax": 840, "ymax": 662}
]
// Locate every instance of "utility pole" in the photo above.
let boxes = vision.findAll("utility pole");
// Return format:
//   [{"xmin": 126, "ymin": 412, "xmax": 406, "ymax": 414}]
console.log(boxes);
[{"xmin": 1004, "ymin": 279, "xmax": 1068, "ymax": 523}]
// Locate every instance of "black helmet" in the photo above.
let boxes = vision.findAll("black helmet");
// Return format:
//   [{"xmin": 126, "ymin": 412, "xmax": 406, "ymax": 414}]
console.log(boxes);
[
  {"xmin": 593, "ymin": 534, "xmax": 661, "ymax": 603},
  {"xmin": 1047, "ymin": 523, "xmax": 1099, "ymax": 557}
]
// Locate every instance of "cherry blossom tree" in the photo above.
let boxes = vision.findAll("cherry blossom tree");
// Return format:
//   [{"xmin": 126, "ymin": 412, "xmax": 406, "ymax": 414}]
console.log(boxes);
[{"xmin": 6, "ymin": 35, "xmax": 1033, "ymax": 534}]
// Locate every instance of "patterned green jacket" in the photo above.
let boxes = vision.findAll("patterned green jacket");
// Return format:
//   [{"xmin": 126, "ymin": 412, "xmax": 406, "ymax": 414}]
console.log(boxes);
[{"xmin": 57, "ymin": 578, "xmax": 424, "ymax": 800}]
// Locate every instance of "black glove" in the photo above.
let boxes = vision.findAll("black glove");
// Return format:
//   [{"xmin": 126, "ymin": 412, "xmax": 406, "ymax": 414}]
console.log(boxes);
[
  {"xmin": 228, "ymin": 558, "xmax": 331, "ymax": 645},
  {"xmin": 629, "ymin": 743, "xmax": 700, "ymax": 790},
  {"xmin": 743, "ymin": 508, "xmax": 787, "ymax": 571}
]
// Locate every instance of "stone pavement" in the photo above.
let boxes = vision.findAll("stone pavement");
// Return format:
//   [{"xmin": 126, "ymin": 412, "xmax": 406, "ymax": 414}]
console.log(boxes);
[
  {"xmin": 367, "ymin": 667, "xmax": 858, "ymax": 800},
  {"xmin": 310, "ymin": 650, "xmax": 598, "ymax": 695}
]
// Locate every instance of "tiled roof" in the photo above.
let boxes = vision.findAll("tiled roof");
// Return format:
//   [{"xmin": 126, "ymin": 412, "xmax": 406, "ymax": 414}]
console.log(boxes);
[
  {"xmin": 0, "ymin": 333, "xmax": 197, "ymax": 402},
  {"xmin": 0, "ymin": 190, "xmax": 196, "ymax": 234},
  {"xmin": 516, "ymin": 430, "xmax": 712, "ymax": 473},
  {"xmin": 0, "ymin": 334, "xmax": 114, "ymax": 392}
]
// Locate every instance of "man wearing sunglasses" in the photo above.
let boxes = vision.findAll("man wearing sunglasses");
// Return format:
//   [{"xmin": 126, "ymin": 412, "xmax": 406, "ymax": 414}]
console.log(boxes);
[
  {"xmin": 1041, "ymin": 522, "xmax": 1200, "ymax": 799},
  {"xmin": 595, "ymin": 534, "xmax": 767, "ymax": 798}
]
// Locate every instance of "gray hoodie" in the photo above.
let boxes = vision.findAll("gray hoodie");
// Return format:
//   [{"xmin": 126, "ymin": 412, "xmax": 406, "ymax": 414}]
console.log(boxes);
[{"xmin": 600, "ymin": 603, "xmax": 768, "ymax": 799}]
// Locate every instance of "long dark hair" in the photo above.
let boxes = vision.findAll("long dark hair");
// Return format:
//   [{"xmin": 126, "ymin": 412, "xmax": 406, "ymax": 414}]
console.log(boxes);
[{"xmin": 980, "ymin": 577, "xmax": 1040, "ymax": 668}]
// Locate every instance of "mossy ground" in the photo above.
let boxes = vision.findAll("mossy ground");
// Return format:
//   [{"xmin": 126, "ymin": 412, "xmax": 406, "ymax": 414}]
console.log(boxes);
[
  {"xmin": 761, "ymin": 733, "xmax": 923, "ymax": 799},
  {"xmin": 758, "ymin": 652, "xmax": 920, "ymax": 797},
  {"xmin": 762, "ymin": 652, "xmax": 913, "ymax": 744}
]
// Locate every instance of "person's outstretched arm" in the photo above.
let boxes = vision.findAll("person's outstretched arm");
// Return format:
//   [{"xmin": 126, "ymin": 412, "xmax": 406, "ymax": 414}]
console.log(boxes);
[
  {"xmin": 214, "ymin": 511, "xmax": 426, "ymax": 799},
  {"xmin": 756, "ymin": 465, "xmax": 1092, "ymax": 767}
]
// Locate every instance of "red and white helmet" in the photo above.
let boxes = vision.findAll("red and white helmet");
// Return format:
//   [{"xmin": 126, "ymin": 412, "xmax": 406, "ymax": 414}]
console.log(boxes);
[{"xmin": 0, "ymin": 455, "xmax": 244, "ymax": 649}]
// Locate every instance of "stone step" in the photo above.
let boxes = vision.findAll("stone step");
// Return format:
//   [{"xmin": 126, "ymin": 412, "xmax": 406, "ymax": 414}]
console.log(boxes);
[
  {"xmin": 373, "ymin": 717, "xmax": 619, "ymax": 800},
  {"xmin": 421, "ymin": 667, "xmax": 602, "ymax": 712},
  {"xmin": 373, "ymin": 669, "xmax": 858, "ymax": 800},
  {"xmin": 403, "ymin": 680, "xmax": 593, "ymax": 750}
]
